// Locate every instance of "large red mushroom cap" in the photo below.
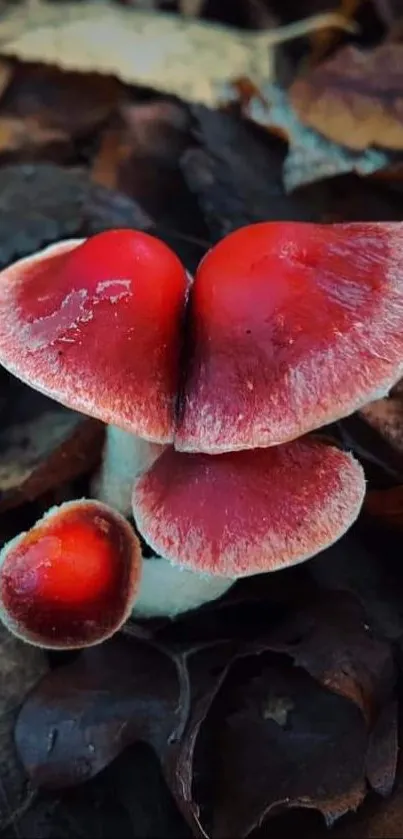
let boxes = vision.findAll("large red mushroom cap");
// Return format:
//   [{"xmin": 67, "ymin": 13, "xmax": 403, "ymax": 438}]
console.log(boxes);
[
  {"xmin": 176, "ymin": 221, "xmax": 403, "ymax": 453},
  {"xmin": 0, "ymin": 499, "xmax": 142, "ymax": 649},
  {"xmin": 0, "ymin": 229, "xmax": 189, "ymax": 442},
  {"xmin": 132, "ymin": 438, "xmax": 366, "ymax": 577}
]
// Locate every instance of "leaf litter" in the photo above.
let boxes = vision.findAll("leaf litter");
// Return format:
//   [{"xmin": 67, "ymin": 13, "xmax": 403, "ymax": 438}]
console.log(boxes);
[{"xmin": 0, "ymin": 1, "xmax": 402, "ymax": 838}]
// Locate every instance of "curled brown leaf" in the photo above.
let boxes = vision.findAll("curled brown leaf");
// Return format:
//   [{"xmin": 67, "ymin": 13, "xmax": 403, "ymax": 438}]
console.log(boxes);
[{"xmin": 290, "ymin": 43, "xmax": 403, "ymax": 151}]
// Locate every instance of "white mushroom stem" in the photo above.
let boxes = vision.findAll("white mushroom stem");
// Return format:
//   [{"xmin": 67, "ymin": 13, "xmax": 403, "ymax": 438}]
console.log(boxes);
[
  {"xmin": 131, "ymin": 556, "xmax": 235, "ymax": 619},
  {"xmin": 91, "ymin": 426, "xmax": 165, "ymax": 516}
]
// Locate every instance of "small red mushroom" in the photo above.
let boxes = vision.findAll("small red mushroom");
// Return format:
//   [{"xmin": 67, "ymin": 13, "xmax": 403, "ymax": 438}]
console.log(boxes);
[
  {"xmin": 132, "ymin": 437, "xmax": 365, "ymax": 581},
  {"xmin": 176, "ymin": 221, "xmax": 403, "ymax": 453},
  {"xmin": 0, "ymin": 499, "xmax": 142, "ymax": 649},
  {"xmin": 0, "ymin": 229, "xmax": 189, "ymax": 513}
]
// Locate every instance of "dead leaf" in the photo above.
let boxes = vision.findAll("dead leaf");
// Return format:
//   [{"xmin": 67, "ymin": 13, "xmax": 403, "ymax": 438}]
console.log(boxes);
[
  {"xmin": 290, "ymin": 43, "xmax": 403, "ymax": 151},
  {"xmin": 0, "ymin": 114, "xmax": 69, "ymax": 156},
  {"xmin": 179, "ymin": 0, "xmax": 205, "ymax": 16},
  {"xmin": 365, "ymin": 485, "xmax": 403, "ymax": 529},
  {"xmin": 360, "ymin": 392, "xmax": 403, "ymax": 455},
  {"xmin": 15, "ymin": 635, "xmax": 180, "ymax": 790},
  {"xmin": 308, "ymin": 0, "xmax": 362, "ymax": 64},
  {"xmin": 371, "ymin": 0, "xmax": 403, "ymax": 27},
  {"xmin": 0, "ymin": 56, "xmax": 13, "ymax": 98},
  {"xmin": 0, "ymin": 1, "xmax": 357, "ymax": 105},
  {"xmin": 180, "ymin": 104, "xmax": 317, "ymax": 240},
  {"xmin": 265, "ymin": 591, "xmax": 396, "ymax": 723},
  {"xmin": 92, "ymin": 97, "xmax": 200, "ymax": 233},
  {"xmin": 330, "ymin": 744, "xmax": 403, "ymax": 837},
  {"xmin": 0, "ymin": 163, "xmax": 153, "ymax": 267},
  {"xmin": 1, "ymin": 61, "xmax": 122, "ymax": 136},
  {"xmin": 0, "ymin": 622, "xmax": 48, "ymax": 830},
  {"xmin": 0, "ymin": 373, "xmax": 104, "ymax": 511},
  {"xmin": 310, "ymin": 535, "xmax": 403, "ymax": 643},
  {"xmin": 365, "ymin": 699, "xmax": 398, "ymax": 797},
  {"xmin": 224, "ymin": 80, "xmax": 389, "ymax": 191},
  {"xmin": 172, "ymin": 653, "xmax": 370, "ymax": 837}
]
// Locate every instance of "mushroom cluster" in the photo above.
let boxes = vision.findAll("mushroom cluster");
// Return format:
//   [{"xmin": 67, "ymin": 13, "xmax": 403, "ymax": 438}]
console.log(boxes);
[{"xmin": 0, "ymin": 222, "xmax": 402, "ymax": 647}]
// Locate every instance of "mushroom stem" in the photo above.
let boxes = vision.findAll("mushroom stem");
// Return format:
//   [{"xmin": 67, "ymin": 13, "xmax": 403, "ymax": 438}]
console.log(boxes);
[
  {"xmin": 132, "ymin": 555, "xmax": 234, "ymax": 619},
  {"xmin": 92, "ymin": 426, "xmax": 165, "ymax": 516}
]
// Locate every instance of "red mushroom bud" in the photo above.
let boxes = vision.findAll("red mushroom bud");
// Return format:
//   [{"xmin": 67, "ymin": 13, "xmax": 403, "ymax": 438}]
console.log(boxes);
[
  {"xmin": 132, "ymin": 439, "xmax": 365, "ymax": 578},
  {"xmin": 176, "ymin": 221, "xmax": 403, "ymax": 453},
  {"xmin": 0, "ymin": 499, "xmax": 142, "ymax": 649}
]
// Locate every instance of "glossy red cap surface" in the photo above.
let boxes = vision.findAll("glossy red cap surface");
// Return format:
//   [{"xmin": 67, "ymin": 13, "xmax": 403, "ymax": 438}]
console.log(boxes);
[
  {"xmin": 132, "ymin": 438, "xmax": 365, "ymax": 577},
  {"xmin": 176, "ymin": 221, "xmax": 403, "ymax": 452},
  {"xmin": 0, "ymin": 499, "xmax": 142, "ymax": 648},
  {"xmin": 0, "ymin": 230, "xmax": 189, "ymax": 442}
]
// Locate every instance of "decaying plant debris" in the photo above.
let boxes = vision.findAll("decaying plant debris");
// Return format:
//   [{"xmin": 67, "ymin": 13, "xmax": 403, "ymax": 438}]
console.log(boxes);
[{"xmin": 1, "ymin": 0, "xmax": 403, "ymax": 837}]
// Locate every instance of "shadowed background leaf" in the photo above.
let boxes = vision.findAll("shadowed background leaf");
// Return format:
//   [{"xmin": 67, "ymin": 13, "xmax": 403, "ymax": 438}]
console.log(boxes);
[
  {"xmin": 290, "ymin": 43, "xmax": 403, "ymax": 150},
  {"xmin": 0, "ymin": 624, "xmax": 48, "ymax": 832}
]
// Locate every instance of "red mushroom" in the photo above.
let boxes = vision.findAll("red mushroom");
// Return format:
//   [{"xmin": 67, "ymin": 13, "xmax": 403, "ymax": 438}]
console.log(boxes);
[
  {"xmin": 176, "ymin": 221, "xmax": 403, "ymax": 453},
  {"xmin": 131, "ymin": 437, "xmax": 365, "ymax": 616},
  {"xmin": 0, "ymin": 230, "xmax": 189, "ymax": 513},
  {"xmin": 0, "ymin": 499, "xmax": 142, "ymax": 649}
]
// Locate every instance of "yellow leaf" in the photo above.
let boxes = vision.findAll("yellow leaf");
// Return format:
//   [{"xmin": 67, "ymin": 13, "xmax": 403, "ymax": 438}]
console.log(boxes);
[{"xmin": 0, "ymin": 1, "xmax": 357, "ymax": 105}]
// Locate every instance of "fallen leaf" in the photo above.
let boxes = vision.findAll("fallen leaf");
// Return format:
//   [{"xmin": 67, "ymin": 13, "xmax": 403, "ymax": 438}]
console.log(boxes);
[
  {"xmin": 224, "ymin": 80, "xmax": 389, "ymax": 191},
  {"xmin": 308, "ymin": 0, "xmax": 362, "ymax": 64},
  {"xmin": 0, "ymin": 1, "xmax": 357, "ymax": 105},
  {"xmin": 180, "ymin": 104, "xmax": 316, "ymax": 240},
  {"xmin": 365, "ymin": 699, "xmax": 398, "ymax": 797},
  {"xmin": 265, "ymin": 591, "xmax": 396, "ymax": 722},
  {"xmin": 329, "ymin": 744, "xmax": 403, "ymax": 837},
  {"xmin": 92, "ymin": 97, "xmax": 204, "ymax": 235},
  {"xmin": 360, "ymin": 392, "xmax": 403, "ymax": 455},
  {"xmin": 162, "ymin": 643, "xmax": 242, "ymax": 838},
  {"xmin": 173, "ymin": 653, "xmax": 370, "ymax": 837},
  {"xmin": 179, "ymin": 0, "xmax": 205, "ymax": 16},
  {"xmin": 336, "ymin": 413, "xmax": 403, "ymax": 484},
  {"xmin": 310, "ymin": 535, "xmax": 403, "ymax": 643},
  {"xmin": 0, "ymin": 622, "xmax": 48, "ymax": 831},
  {"xmin": 0, "ymin": 56, "xmax": 13, "ymax": 99},
  {"xmin": 365, "ymin": 485, "xmax": 403, "ymax": 529},
  {"xmin": 2, "ymin": 61, "xmax": 122, "ymax": 136},
  {"xmin": 371, "ymin": 0, "xmax": 403, "ymax": 27},
  {"xmin": 0, "ymin": 114, "xmax": 68, "ymax": 157},
  {"xmin": 290, "ymin": 43, "xmax": 403, "ymax": 151},
  {"xmin": 15, "ymin": 635, "xmax": 180, "ymax": 790},
  {"xmin": 0, "ymin": 372, "xmax": 104, "ymax": 512},
  {"xmin": 0, "ymin": 163, "xmax": 152, "ymax": 267}
]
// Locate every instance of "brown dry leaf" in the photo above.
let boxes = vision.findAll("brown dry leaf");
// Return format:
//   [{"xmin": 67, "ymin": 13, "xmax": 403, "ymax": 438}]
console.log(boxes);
[
  {"xmin": 0, "ymin": 1, "xmax": 357, "ymax": 104},
  {"xmin": 290, "ymin": 43, "xmax": 403, "ymax": 151},
  {"xmin": 0, "ymin": 623, "xmax": 48, "ymax": 831},
  {"xmin": 0, "ymin": 163, "xmax": 153, "ymax": 268},
  {"xmin": 0, "ymin": 114, "xmax": 68, "ymax": 155},
  {"xmin": 360, "ymin": 392, "xmax": 403, "ymax": 454},
  {"xmin": 365, "ymin": 485, "xmax": 403, "ymax": 529},
  {"xmin": 224, "ymin": 81, "xmax": 389, "ymax": 191},
  {"xmin": 0, "ymin": 373, "xmax": 104, "ymax": 512},
  {"xmin": 179, "ymin": 0, "xmax": 205, "ymax": 15},
  {"xmin": 2, "ymin": 62, "xmax": 122, "ymax": 137},
  {"xmin": 265, "ymin": 591, "xmax": 396, "ymax": 724},
  {"xmin": 330, "ymin": 751, "xmax": 403, "ymax": 837},
  {"xmin": 308, "ymin": 0, "xmax": 362, "ymax": 64},
  {"xmin": 0, "ymin": 56, "xmax": 12, "ymax": 98},
  {"xmin": 371, "ymin": 0, "xmax": 403, "ymax": 27}
]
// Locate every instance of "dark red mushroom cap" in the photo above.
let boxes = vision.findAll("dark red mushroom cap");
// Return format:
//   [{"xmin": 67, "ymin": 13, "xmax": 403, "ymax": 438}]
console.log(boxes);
[
  {"xmin": 132, "ymin": 438, "xmax": 365, "ymax": 577},
  {"xmin": 175, "ymin": 221, "xmax": 403, "ymax": 453},
  {"xmin": 0, "ymin": 499, "xmax": 142, "ymax": 649},
  {"xmin": 0, "ymin": 230, "xmax": 189, "ymax": 442}
]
